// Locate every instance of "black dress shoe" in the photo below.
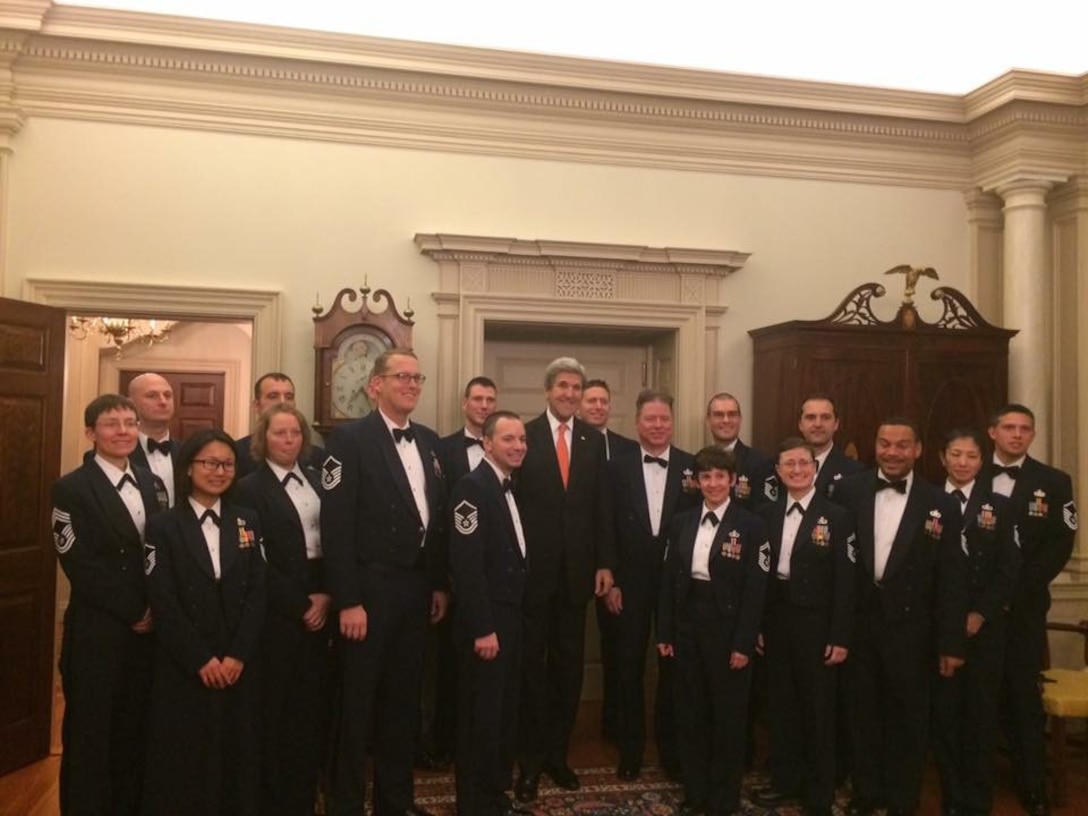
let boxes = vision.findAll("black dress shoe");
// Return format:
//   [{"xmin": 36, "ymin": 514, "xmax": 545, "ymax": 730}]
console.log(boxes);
[
  {"xmin": 514, "ymin": 771, "xmax": 540, "ymax": 803},
  {"xmin": 379, "ymin": 806, "xmax": 434, "ymax": 816},
  {"xmin": 616, "ymin": 761, "xmax": 640, "ymax": 780},
  {"xmin": 677, "ymin": 800, "xmax": 706, "ymax": 816},
  {"xmin": 413, "ymin": 747, "xmax": 449, "ymax": 771},
  {"xmin": 662, "ymin": 762, "xmax": 682, "ymax": 783},
  {"xmin": 802, "ymin": 807, "xmax": 833, "ymax": 816},
  {"xmin": 751, "ymin": 786, "xmax": 797, "ymax": 806},
  {"xmin": 499, "ymin": 798, "xmax": 534, "ymax": 816},
  {"xmin": 1022, "ymin": 792, "xmax": 1050, "ymax": 816},
  {"xmin": 543, "ymin": 761, "xmax": 579, "ymax": 790},
  {"xmin": 847, "ymin": 801, "xmax": 878, "ymax": 816}
]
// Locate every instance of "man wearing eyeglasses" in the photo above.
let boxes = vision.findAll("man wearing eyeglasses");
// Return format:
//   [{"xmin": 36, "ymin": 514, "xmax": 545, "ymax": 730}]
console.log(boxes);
[
  {"xmin": 51, "ymin": 394, "xmax": 168, "ymax": 815},
  {"xmin": 127, "ymin": 372, "xmax": 179, "ymax": 506},
  {"xmin": 321, "ymin": 348, "xmax": 449, "ymax": 816}
]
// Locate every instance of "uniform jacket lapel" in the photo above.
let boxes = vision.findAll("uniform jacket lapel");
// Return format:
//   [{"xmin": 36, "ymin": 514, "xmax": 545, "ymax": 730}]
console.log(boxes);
[
  {"xmin": 86, "ymin": 462, "xmax": 142, "ymax": 545},
  {"xmin": 660, "ymin": 448, "xmax": 685, "ymax": 535},
  {"xmin": 485, "ymin": 463, "xmax": 526, "ymax": 565},
  {"xmin": 370, "ymin": 412, "xmax": 421, "ymax": 522},
  {"xmin": 258, "ymin": 464, "xmax": 306, "ymax": 539},
  {"xmin": 529, "ymin": 413, "xmax": 564, "ymax": 490},
  {"xmin": 182, "ymin": 503, "xmax": 218, "ymax": 579},
  {"xmin": 857, "ymin": 472, "xmax": 878, "ymax": 577},
  {"xmin": 630, "ymin": 452, "xmax": 653, "ymax": 534},
  {"xmin": 882, "ymin": 477, "xmax": 926, "ymax": 581}
]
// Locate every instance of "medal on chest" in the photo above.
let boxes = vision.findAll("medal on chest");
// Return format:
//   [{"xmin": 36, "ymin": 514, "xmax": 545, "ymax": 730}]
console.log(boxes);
[
  {"xmin": 1029, "ymin": 490, "xmax": 1048, "ymax": 518},
  {"xmin": 722, "ymin": 529, "xmax": 743, "ymax": 560}
]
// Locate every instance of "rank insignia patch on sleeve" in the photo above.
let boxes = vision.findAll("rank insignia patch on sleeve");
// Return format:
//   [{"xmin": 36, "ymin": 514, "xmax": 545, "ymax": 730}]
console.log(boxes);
[
  {"xmin": 759, "ymin": 540, "xmax": 771, "ymax": 573},
  {"xmin": 454, "ymin": 500, "xmax": 478, "ymax": 535},
  {"xmin": 1064, "ymin": 501, "xmax": 1078, "ymax": 531},
  {"xmin": 52, "ymin": 508, "xmax": 74, "ymax": 554},
  {"xmin": 846, "ymin": 532, "xmax": 857, "ymax": 563},
  {"xmin": 144, "ymin": 543, "xmax": 156, "ymax": 575},
  {"xmin": 322, "ymin": 456, "xmax": 343, "ymax": 491}
]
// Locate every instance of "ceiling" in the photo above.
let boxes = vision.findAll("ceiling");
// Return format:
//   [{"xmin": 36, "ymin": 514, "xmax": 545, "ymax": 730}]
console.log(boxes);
[{"xmin": 58, "ymin": 0, "xmax": 1088, "ymax": 95}]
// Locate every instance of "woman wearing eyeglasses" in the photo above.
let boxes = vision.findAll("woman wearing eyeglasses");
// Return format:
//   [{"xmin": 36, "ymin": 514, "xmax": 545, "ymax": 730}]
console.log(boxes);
[
  {"xmin": 234, "ymin": 404, "xmax": 333, "ymax": 816},
  {"xmin": 142, "ymin": 428, "xmax": 266, "ymax": 816}
]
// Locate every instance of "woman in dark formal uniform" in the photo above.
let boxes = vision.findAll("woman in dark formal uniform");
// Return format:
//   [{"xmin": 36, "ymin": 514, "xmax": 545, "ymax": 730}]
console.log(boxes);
[
  {"xmin": 933, "ymin": 429, "xmax": 1020, "ymax": 816},
  {"xmin": 235, "ymin": 404, "xmax": 334, "ymax": 816},
  {"xmin": 657, "ymin": 445, "xmax": 771, "ymax": 816},
  {"xmin": 142, "ymin": 429, "xmax": 266, "ymax": 816}
]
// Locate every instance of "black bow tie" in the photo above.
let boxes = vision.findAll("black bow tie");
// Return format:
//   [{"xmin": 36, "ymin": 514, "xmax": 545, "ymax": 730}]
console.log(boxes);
[
  {"xmin": 951, "ymin": 488, "xmax": 967, "ymax": 505},
  {"xmin": 147, "ymin": 438, "xmax": 171, "ymax": 455},
  {"xmin": 702, "ymin": 511, "xmax": 719, "ymax": 527},
  {"xmin": 282, "ymin": 471, "xmax": 303, "ymax": 487},
  {"xmin": 876, "ymin": 478, "xmax": 907, "ymax": 494},
  {"xmin": 116, "ymin": 473, "xmax": 137, "ymax": 492},
  {"xmin": 993, "ymin": 464, "xmax": 1021, "ymax": 479},
  {"xmin": 643, "ymin": 454, "xmax": 668, "ymax": 468},
  {"xmin": 787, "ymin": 501, "xmax": 804, "ymax": 516},
  {"xmin": 199, "ymin": 509, "xmax": 220, "ymax": 527},
  {"xmin": 502, "ymin": 477, "xmax": 514, "ymax": 494},
  {"xmin": 392, "ymin": 427, "xmax": 415, "ymax": 444},
  {"xmin": 465, "ymin": 436, "xmax": 483, "ymax": 448}
]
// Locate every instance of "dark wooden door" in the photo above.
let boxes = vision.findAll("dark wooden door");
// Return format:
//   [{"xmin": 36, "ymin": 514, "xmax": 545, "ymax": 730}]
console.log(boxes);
[
  {"xmin": 0, "ymin": 297, "xmax": 66, "ymax": 774},
  {"xmin": 119, "ymin": 370, "xmax": 225, "ymax": 441}
]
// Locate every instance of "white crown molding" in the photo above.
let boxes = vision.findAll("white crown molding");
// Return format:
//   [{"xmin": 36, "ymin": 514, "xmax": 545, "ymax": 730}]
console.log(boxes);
[{"xmin": 1, "ymin": 2, "xmax": 1085, "ymax": 191}]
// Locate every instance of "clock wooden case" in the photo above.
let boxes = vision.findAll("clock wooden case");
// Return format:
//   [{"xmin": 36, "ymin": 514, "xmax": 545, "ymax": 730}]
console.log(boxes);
[{"xmin": 312, "ymin": 287, "xmax": 414, "ymax": 433}]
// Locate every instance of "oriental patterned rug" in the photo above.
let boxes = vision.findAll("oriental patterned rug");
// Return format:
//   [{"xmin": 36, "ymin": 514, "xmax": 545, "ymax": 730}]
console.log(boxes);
[{"xmin": 409, "ymin": 766, "xmax": 850, "ymax": 815}]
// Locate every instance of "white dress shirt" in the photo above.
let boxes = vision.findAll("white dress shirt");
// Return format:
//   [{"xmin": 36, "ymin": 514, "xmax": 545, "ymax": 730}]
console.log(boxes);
[
  {"xmin": 873, "ymin": 470, "xmax": 913, "ymax": 581},
  {"xmin": 190, "ymin": 497, "xmax": 223, "ymax": 580},
  {"xmin": 486, "ymin": 458, "xmax": 526, "ymax": 557},
  {"xmin": 778, "ymin": 487, "xmax": 816, "ymax": 579},
  {"xmin": 269, "ymin": 461, "xmax": 323, "ymax": 559},
  {"xmin": 691, "ymin": 498, "xmax": 729, "ymax": 581},
  {"xmin": 991, "ymin": 454, "xmax": 1025, "ymax": 498},
  {"xmin": 96, "ymin": 455, "xmax": 147, "ymax": 539},
  {"xmin": 139, "ymin": 432, "xmax": 175, "ymax": 506},
  {"xmin": 641, "ymin": 446, "xmax": 669, "ymax": 537},
  {"xmin": 379, "ymin": 409, "xmax": 429, "ymax": 536}
]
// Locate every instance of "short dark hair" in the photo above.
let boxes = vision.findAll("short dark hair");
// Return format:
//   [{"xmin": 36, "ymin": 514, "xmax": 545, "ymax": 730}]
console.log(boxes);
[
  {"xmin": 990, "ymin": 403, "xmax": 1035, "ymax": 428},
  {"xmin": 175, "ymin": 428, "xmax": 236, "ymax": 499},
  {"xmin": 253, "ymin": 372, "xmax": 294, "ymax": 401},
  {"xmin": 942, "ymin": 427, "xmax": 985, "ymax": 453},
  {"xmin": 705, "ymin": 392, "xmax": 741, "ymax": 416},
  {"xmin": 877, "ymin": 416, "xmax": 921, "ymax": 442},
  {"xmin": 693, "ymin": 445, "xmax": 736, "ymax": 475},
  {"xmin": 584, "ymin": 379, "xmax": 611, "ymax": 395},
  {"xmin": 250, "ymin": 404, "xmax": 313, "ymax": 464},
  {"xmin": 635, "ymin": 388, "xmax": 673, "ymax": 416},
  {"xmin": 483, "ymin": 410, "xmax": 522, "ymax": 439},
  {"xmin": 463, "ymin": 376, "xmax": 497, "ymax": 398},
  {"xmin": 84, "ymin": 394, "xmax": 138, "ymax": 428},
  {"xmin": 371, "ymin": 348, "xmax": 418, "ymax": 379},
  {"xmin": 777, "ymin": 436, "xmax": 816, "ymax": 462},
  {"xmin": 799, "ymin": 393, "xmax": 838, "ymax": 418}
]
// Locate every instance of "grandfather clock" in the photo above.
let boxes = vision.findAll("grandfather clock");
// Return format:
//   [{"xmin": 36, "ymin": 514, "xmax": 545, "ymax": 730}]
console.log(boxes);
[
  {"xmin": 749, "ymin": 281, "xmax": 1017, "ymax": 483},
  {"xmin": 312, "ymin": 285, "xmax": 414, "ymax": 434}
]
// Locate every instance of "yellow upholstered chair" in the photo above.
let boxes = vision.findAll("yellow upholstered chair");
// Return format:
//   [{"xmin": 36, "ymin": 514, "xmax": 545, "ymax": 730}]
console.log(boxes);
[{"xmin": 1042, "ymin": 619, "xmax": 1088, "ymax": 806}]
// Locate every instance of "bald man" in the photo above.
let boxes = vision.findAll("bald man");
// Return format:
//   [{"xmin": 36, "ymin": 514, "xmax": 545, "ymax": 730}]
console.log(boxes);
[{"xmin": 127, "ymin": 372, "xmax": 180, "ymax": 506}]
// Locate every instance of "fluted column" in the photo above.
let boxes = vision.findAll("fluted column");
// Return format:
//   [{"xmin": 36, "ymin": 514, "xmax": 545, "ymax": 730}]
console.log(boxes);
[
  {"xmin": 997, "ymin": 179, "xmax": 1053, "ymax": 460},
  {"xmin": 963, "ymin": 188, "xmax": 1004, "ymax": 324}
]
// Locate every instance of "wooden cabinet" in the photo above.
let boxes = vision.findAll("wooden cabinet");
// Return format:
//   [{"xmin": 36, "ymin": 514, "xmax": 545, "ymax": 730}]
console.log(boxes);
[{"xmin": 749, "ymin": 282, "xmax": 1017, "ymax": 483}]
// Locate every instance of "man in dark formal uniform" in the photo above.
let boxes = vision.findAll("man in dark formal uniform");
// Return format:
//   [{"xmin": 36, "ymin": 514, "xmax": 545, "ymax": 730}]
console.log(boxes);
[
  {"xmin": 833, "ymin": 418, "xmax": 967, "ymax": 816},
  {"xmin": 657, "ymin": 445, "xmax": 771, "ymax": 816},
  {"xmin": 985, "ymin": 404, "xmax": 1077, "ymax": 816},
  {"xmin": 128, "ymin": 371, "xmax": 179, "ymax": 505},
  {"xmin": 321, "ymin": 349, "xmax": 449, "ymax": 816},
  {"xmin": 798, "ymin": 393, "xmax": 865, "ymax": 497},
  {"xmin": 933, "ymin": 428, "xmax": 1020, "ymax": 816},
  {"xmin": 52, "ymin": 393, "xmax": 167, "ymax": 816},
  {"xmin": 706, "ymin": 392, "xmax": 776, "ymax": 511},
  {"xmin": 449, "ymin": 410, "xmax": 531, "ymax": 816},
  {"xmin": 578, "ymin": 377, "xmax": 636, "ymax": 745},
  {"xmin": 235, "ymin": 373, "xmax": 326, "ymax": 478},
  {"xmin": 514, "ymin": 357, "xmax": 614, "ymax": 802},
  {"xmin": 427, "ymin": 375, "xmax": 499, "ymax": 768},
  {"xmin": 604, "ymin": 389, "xmax": 697, "ymax": 780},
  {"xmin": 752, "ymin": 438, "xmax": 855, "ymax": 816}
]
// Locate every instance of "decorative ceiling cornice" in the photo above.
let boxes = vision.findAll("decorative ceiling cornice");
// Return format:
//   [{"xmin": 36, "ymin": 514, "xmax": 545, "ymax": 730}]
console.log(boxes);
[{"xmin": 1, "ymin": 2, "xmax": 1085, "ymax": 191}]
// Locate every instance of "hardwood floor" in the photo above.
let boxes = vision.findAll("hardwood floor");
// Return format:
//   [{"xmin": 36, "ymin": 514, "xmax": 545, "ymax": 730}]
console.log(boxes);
[{"xmin": 2, "ymin": 702, "xmax": 1084, "ymax": 815}]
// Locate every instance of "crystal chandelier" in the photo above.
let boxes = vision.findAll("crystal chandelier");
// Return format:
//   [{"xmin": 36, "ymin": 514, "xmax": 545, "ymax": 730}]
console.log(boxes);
[{"xmin": 68, "ymin": 316, "xmax": 171, "ymax": 360}]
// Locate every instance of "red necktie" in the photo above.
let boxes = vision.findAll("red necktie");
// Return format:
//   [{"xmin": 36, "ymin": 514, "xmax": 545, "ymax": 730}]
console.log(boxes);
[{"xmin": 556, "ymin": 422, "xmax": 570, "ymax": 489}]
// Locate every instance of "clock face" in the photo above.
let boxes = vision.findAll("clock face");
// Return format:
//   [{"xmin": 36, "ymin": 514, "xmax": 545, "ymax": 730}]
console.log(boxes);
[{"xmin": 330, "ymin": 330, "xmax": 391, "ymax": 419}]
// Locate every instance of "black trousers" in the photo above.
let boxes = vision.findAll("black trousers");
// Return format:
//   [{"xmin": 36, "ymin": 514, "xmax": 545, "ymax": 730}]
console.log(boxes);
[
  {"xmin": 1003, "ymin": 601, "xmax": 1049, "ymax": 797},
  {"xmin": 455, "ymin": 604, "xmax": 522, "ymax": 816},
  {"xmin": 673, "ymin": 583, "xmax": 751, "ymax": 814},
  {"xmin": 519, "ymin": 589, "xmax": 588, "ymax": 774},
  {"xmin": 849, "ymin": 610, "xmax": 932, "ymax": 815},
  {"xmin": 595, "ymin": 595, "xmax": 620, "ymax": 739},
  {"xmin": 59, "ymin": 623, "xmax": 153, "ymax": 816},
  {"xmin": 328, "ymin": 564, "xmax": 430, "ymax": 816},
  {"xmin": 764, "ymin": 596, "xmax": 837, "ymax": 809},
  {"xmin": 933, "ymin": 612, "xmax": 1005, "ymax": 813}
]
